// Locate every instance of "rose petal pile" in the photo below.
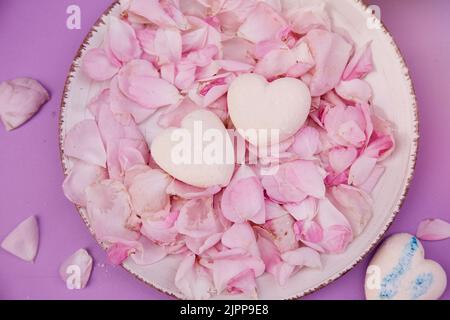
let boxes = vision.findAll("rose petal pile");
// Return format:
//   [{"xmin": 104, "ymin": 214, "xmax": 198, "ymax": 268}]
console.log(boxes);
[{"xmin": 63, "ymin": 0, "xmax": 395, "ymax": 299}]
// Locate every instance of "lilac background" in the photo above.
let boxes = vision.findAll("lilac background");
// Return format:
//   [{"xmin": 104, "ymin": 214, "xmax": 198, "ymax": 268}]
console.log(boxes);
[{"xmin": 0, "ymin": 0, "xmax": 449, "ymax": 300}]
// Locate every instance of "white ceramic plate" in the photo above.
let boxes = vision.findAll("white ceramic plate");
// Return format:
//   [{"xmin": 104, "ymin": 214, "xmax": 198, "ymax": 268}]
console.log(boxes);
[{"xmin": 60, "ymin": 0, "xmax": 419, "ymax": 299}]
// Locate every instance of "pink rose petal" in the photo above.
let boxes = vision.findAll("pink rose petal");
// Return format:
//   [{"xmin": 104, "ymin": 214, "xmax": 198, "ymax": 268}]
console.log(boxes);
[
  {"xmin": 167, "ymin": 179, "xmax": 221, "ymax": 199},
  {"xmin": 222, "ymin": 223, "xmax": 260, "ymax": 257},
  {"xmin": 343, "ymin": 41, "xmax": 374, "ymax": 81},
  {"xmin": 263, "ymin": 214, "xmax": 299, "ymax": 253},
  {"xmin": 417, "ymin": 219, "xmax": 450, "ymax": 241},
  {"xmin": 107, "ymin": 16, "xmax": 142, "ymax": 63},
  {"xmin": 238, "ymin": 2, "xmax": 287, "ymax": 43},
  {"xmin": 281, "ymin": 247, "xmax": 322, "ymax": 269},
  {"xmin": 85, "ymin": 180, "xmax": 139, "ymax": 243},
  {"xmin": 221, "ymin": 166, "xmax": 266, "ymax": 224},
  {"xmin": 348, "ymin": 155, "xmax": 377, "ymax": 186},
  {"xmin": 328, "ymin": 146, "xmax": 358, "ymax": 174},
  {"xmin": 59, "ymin": 249, "xmax": 93, "ymax": 289},
  {"xmin": 64, "ymin": 120, "xmax": 107, "ymax": 168},
  {"xmin": 1, "ymin": 216, "xmax": 39, "ymax": 262},
  {"xmin": 63, "ymin": 160, "xmax": 108, "ymax": 207},
  {"xmin": 330, "ymin": 185, "xmax": 372, "ymax": 235},
  {"xmin": 305, "ymin": 29, "xmax": 353, "ymax": 96},
  {"xmin": 290, "ymin": 127, "xmax": 321, "ymax": 160},
  {"xmin": 82, "ymin": 48, "xmax": 121, "ymax": 81},
  {"xmin": 176, "ymin": 198, "xmax": 222, "ymax": 238},
  {"xmin": 175, "ymin": 253, "xmax": 215, "ymax": 300},
  {"xmin": 0, "ymin": 78, "xmax": 49, "ymax": 131},
  {"xmin": 335, "ymin": 79, "xmax": 373, "ymax": 103}
]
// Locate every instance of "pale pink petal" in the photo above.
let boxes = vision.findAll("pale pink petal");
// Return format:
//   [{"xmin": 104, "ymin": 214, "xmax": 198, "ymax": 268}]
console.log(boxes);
[
  {"xmin": 158, "ymin": 98, "xmax": 199, "ymax": 128},
  {"xmin": 253, "ymin": 39, "xmax": 287, "ymax": 59},
  {"xmin": 85, "ymin": 180, "xmax": 139, "ymax": 242},
  {"xmin": 285, "ymin": 160, "xmax": 326, "ymax": 199},
  {"xmin": 185, "ymin": 233, "xmax": 223, "ymax": 255},
  {"xmin": 265, "ymin": 200, "xmax": 289, "ymax": 220},
  {"xmin": 284, "ymin": 197, "xmax": 317, "ymax": 221},
  {"xmin": 64, "ymin": 120, "xmax": 107, "ymax": 167},
  {"xmin": 315, "ymin": 199, "xmax": 353, "ymax": 254},
  {"xmin": 330, "ymin": 185, "xmax": 372, "ymax": 235},
  {"xmin": 117, "ymin": 139, "xmax": 147, "ymax": 171},
  {"xmin": 63, "ymin": 161, "xmax": 108, "ymax": 206},
  {"xmin": 359, "ymin": 165, "xmax": 385, "ymax": 193},
  {"xmin": 182, "ymin": 28, "xmax": 208, "ymax": 53},
  {"xmin": 335, "ymin": 79, "xmax": 373, "ymax": 103},
  {"xmin": 176, "ymin": 198, "xmax": 222, "ymax": 238},
  {"xmin": 263, "ymin": 214, "xmax": 298, "ymax": 253},
  {"xmin": 107, "ymin": 16, "xmax": 142, "ymax": 63},
  {"xmin": 154, "ymin": 28, "xmax": 182, "ymax": 64},
  {"xmin": 59, "ymin": 249, "xmax": 93, "ymax": 289},
  {"xmin": 216, "ymin": 60, "xmax": 255, "ymax": 72},
  {"xmin": 82, "ymin": 48, "xmax": 120, "ymax": 81},
  {"xmin": 281, "ymin": 247, "xmax": 322, "ymax": 269},
  {"xmin": 254, "ymin": 48, "xmax": 296, "ymax": 79},
  {"xmin": 0, "ymin": 78, "xmax": 49, "ymax": 131},
  {"xmin": 328, "ymin": 146, "xmax": 358, "ymax": 174},
  {"xmin": 261, "ymin": 163, "xmax": 308, "ymax": 203},
  {"xmin": 206, "ymin": 253, "xmax": 265, "ymax": 294},
  {"xmin": 174, "ymin": 60, "xmax": 197, "ymax": 90},
  {"xmin": 305, "ymin": 29, "xmax": 353, "ymax": 96},
  {"xmin": 167, "ymin": 179, "xmax": 221, "ymax": 199},
  {"xmin": 222, "ymin": 37, "xmax": 255, "ymax": 64},
  {"xmin": 290, "ymin": 127, "xmax": 321, "ymax": 159},
  {"xmin": 238, "ymin": 2, "xmax": 287, "ymax": 43},
  {"xmin": 287, "ymin": 4, "xmax": 331, "ymax": 35},
  {"xmin": 118, "ymin": 60, "xmax": 181, "ymax": 109},
  {"xmin": 417, "ymin": 219, "xmax": 450, "ymax": 241},
  {"xmin": 186, "ymin": 45, "xmax": 219, "ymax": 67},
  {"xmin": 110, "ymin": 77, "xmax": 156, "ymax": 124},
  {"xmin": 1, "ymin": 216, "xmax": 39, "ymax": 262},
  {"xmin": 141, "ymin": 211, "xmax": 179, "ymax": 245},
  {"xmin": 126, "ymin": 0, "xmax": 177, "ymax": 28},
  {"xmin": 226, "ymin": 269, "xmax": 257, "ymax": 297},
  {"xmin": 338, "ymin": 121, "xmax": 366, "ymax": 147},
  {"xmin": 222, "ymin": 223, "xmax": 259, "ymax": 257},
  {"xmin": 348, "ymin": 155, "xmax": 377, "ymax": 186},
  {"xmin": 257, "ymin": 235, "xmax": 295, "ymax": 286},
  {"xmin": 343, "ymin": 41, "xmax": 374, "ymax": 81},
  {"xmin": 128, "ymin": 169, "xmax": 172, "ymax": 214},
  {"xmin": 175, "ymin": 253, "xmax": 215, "ymax": 300},
  {"xmin": 323, "ymin": 104, "xmax": 367, "ymax": 148},
  {"xmin": 221, "ymin": 166, "xmax": 265, "ymax": 224}
]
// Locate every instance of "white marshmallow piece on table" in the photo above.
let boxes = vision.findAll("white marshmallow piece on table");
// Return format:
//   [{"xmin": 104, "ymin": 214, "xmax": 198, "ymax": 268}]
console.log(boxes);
[
  {"xmin": 365, "ymin": 233, "xmax": 447, "ymax": 300},
  {"xmin": 227, "ymin": 73, "xmax": 311, "ymax": 147},
  {"xmin": 151, "ymin": 109, "xmax": 235, "ymax": 188}
]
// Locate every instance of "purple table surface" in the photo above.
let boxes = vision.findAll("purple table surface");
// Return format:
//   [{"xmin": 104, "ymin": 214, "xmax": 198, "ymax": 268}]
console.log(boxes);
[{"xmin": 0, "ymin": 0, "xmax": 449, "ymax": 300}]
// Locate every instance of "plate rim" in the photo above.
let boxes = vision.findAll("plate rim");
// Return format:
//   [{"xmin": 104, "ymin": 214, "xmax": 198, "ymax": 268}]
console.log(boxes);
[{"xmin": 58, "ymin": 0, "xmax": 420, "ymax": 300}]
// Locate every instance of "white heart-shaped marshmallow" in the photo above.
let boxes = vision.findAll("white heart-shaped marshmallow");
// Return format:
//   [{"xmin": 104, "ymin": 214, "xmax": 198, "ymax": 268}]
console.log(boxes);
[
  {"xmin": 151, "ymin": 109, "xmax": 235, "ymax": 188},
  {"xmin": 227, "ymin": 73, "xmax": 311, "ymax": 147},
  {"xmin": 365, "ymin": 233, "xmax": 447, "ymax": 300}
]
